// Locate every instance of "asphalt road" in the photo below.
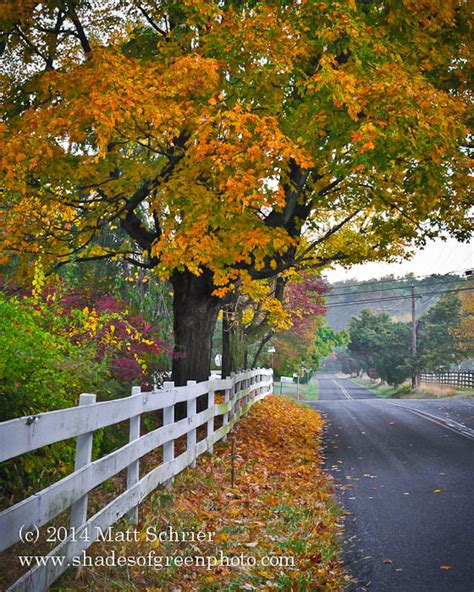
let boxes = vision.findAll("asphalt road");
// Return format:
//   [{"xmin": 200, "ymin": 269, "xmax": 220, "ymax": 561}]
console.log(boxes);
[{"xmin": 309, "ymin": 374, "xmax": 474, "ymax": 592}]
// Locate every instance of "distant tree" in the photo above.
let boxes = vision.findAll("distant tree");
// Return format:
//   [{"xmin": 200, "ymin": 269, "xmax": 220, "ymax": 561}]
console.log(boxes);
[
  {"xmin": 348, "ymin": 310, "xmax": 393, "ymax": 375},
  {"xmin": 450, "ymin": 290, "xmax": 474, "ymax": 360},
  {"xmin": 418, "ymin": 294, "xmax": 465, "ymax": 371},
  {"xmin": 336, "ymin": 348, "xmax": 359, "ymax": 376},
  {"xmin": 347, "ymin": 293, "xmax": 470, "ymax": 385},
  {"xmin": 373, "ymin": 322, "xmax": 412, "ymax": 386},
  {"xmin": 348, "ymin": 309, "xmax": 412, "ymax": 385}
]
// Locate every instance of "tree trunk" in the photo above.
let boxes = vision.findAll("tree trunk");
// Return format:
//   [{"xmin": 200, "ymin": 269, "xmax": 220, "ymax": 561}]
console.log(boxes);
[
  {"xmin": 251, "ymin": 331, "xmax": 273, "ymax": 368},
  {"xmin": 243, "ymin": 347, "xmax": 248, "ymax": 369},
  {"xmin": 221, "ymin": 304, "xmax": 245, "ymax": 376},
  {"xmin": 222, "ymin": 310, "xmax": 232, "ymax": 379},
  {"xmin": 171, "ymin": 269, "xmax": 221, "ymax": 386}
]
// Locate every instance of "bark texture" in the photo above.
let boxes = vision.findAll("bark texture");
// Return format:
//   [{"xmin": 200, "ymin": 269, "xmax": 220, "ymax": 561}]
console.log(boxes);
[{"xmin": 171, "ymin": 269, "xmax": 221, "ymax": 386}]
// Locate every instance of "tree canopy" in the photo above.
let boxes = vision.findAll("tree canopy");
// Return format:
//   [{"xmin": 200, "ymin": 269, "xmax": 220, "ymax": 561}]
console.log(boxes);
[
  {"xmin": 2, "ymin": 0, "xmax": 472, "ymax": 276},
  {"xmin": 417, "ymin": 293, "xmax": 465, "ymax": 372},
  {"xmin": 1, "ymin": 0, "xmax": 472, "ymax": 381}
]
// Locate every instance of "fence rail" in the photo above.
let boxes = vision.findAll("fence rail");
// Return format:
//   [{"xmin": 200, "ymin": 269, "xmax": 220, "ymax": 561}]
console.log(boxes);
[
  {"xmin": 0, "ymin": 368, "xmax": 273, "ymax": 592},
  {"xmin": 420, "ymin": 371, "xmax": 474, "ymax": 389}
]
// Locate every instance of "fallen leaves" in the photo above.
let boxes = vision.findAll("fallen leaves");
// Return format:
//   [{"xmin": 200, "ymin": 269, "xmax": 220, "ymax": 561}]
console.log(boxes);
[{"xmin": 56, "ymin": 396, "xmax": 348, "ymax": 591}]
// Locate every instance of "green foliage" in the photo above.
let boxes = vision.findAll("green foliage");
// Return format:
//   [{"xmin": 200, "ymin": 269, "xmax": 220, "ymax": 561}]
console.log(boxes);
[
  {"xmin": 418, "ymin": 294, "xmax": 464, "ymax": 372},
  {"xmin": 0, "ymin": 294, "xmax": 108, "ymax": 419},
  {"xmin": 348, "ymin": 310, "xmax": 394, "ymax": 375},
  {"xmin": 0, "ymin": 263, "xmax": 173, "ymax": 501},
  {"xmin": 312, "ymin": 325, "xmax": 349, "ymax": 370},
  {"xmin": 0, "ymin": 294, "xmax": 110, "ymax": 499},
  {"xmin": 346, "ymin": 294, "xmax": 467, "ymax": 386},
  {"xmin": 375, "ymin": 322, "xmax": 412, "ymax": 387},
  {"xmin": 348, "ymin": 309, "xmax": 412, "ymax": 386}
]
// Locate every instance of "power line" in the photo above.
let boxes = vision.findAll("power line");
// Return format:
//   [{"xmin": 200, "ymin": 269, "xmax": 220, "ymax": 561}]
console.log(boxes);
[
  {"xmin": 325, "ymin": 286, "xmax": 473, "ymax": 308},
  {"xmin": 326, "ymin": 288, "xmax": 471, "ymax": 308},
  {"xmin": 323, "ymin": 268, "xmax": 472, "ymax": 291},
  {"xmin": 324, "ymin": 286, "xmax": 474, "ymax": 308},
  {"xmin": 326, "ymin": 277, "xmax": 467, "ymax": 298}
]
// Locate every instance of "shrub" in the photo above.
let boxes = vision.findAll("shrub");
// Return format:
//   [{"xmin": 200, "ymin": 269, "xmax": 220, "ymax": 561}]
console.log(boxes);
[{"xmin": 0, "ymin": 294, "xmax": 109, "ymax": 500}]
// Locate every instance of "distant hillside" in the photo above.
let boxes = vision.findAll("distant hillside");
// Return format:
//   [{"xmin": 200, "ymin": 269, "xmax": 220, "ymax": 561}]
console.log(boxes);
[{"xmin": 324, "ymin": 273, "xmax": 470, "ymax": 332}]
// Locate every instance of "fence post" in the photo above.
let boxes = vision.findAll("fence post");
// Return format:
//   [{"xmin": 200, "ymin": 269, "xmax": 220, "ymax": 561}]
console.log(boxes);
[
  {"xmin": 127, "ymin": 386, "xmax": 141, "ymax": 524},
  {"xmin": 223, "ymin": 377, "xmax": 231, "ymax": 442},
  {"xmin": 187, "ymin": 380, "xmax": 197, "ymax": 468},
  {"xmin": 208, "ymin": 377, "xmax": 215, "ymax": 454},
  {"xmin": 70, "ymin": 393, "xmax": 96, "ymax": 530},
  {"xmin": 234, "ymin": 374, "xmax": 239, "ymax": 420},
  {"xmin": 236, "ymin": 375, "xmax": 242, "ymax": 420},
  {"xmin": 228, "ymin": 372, "xmax": 235, "ymax": 429},
  {"xmin": 163, "ymin": 381, "xmax": 175, "ymax": 490}
]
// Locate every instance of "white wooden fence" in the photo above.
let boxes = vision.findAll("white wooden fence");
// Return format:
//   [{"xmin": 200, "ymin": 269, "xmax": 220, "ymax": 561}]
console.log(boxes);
[
  {"xmin": 420, "ymin": 371, "xmax": 474, "ymax": 389},
  {"xmin": 0, "ymin": 368, "xmax": 273, "ymax": 592}
]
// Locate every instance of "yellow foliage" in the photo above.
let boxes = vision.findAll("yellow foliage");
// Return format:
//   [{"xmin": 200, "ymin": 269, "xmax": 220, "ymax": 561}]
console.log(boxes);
[{"xmin": 0, "ymin": 0, "xmax": 471, "ymax": 298}]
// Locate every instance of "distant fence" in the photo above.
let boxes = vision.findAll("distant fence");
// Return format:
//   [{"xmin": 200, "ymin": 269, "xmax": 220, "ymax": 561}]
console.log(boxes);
[
  {"xmin": 0, "ymin": 368, "xmax": 273, "ymax": 592},
  {"xmin": 420, "ymin": 372, "xmax": 474, "ymax": 389}
]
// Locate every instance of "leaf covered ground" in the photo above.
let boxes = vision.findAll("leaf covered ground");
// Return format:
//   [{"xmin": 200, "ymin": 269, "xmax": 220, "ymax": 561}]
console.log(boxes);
[{"xmin": 55, "ymin": 396, "xmax": 347, "ymax": 591}]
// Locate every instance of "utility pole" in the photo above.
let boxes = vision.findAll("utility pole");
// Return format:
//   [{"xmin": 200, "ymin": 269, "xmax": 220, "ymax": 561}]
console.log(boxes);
[{"xmin": 411, "ymin": 285, "xmax": 418, "ymax": 389}]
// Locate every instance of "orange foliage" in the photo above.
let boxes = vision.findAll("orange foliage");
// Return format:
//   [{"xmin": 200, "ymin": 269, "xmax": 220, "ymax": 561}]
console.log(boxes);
[
  {"xmin": 57, "ymin": 396, "xmax": 347, "ymax": 591},
  {"xmin": 1, "ymin": 0, "xmax": 472, "ymax": 291}
]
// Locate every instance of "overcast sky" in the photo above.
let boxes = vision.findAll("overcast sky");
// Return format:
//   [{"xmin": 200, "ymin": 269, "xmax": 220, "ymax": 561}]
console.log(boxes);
[{"xmin": 324, "ymin": 237, "xmax": 473, "ymax": 283}]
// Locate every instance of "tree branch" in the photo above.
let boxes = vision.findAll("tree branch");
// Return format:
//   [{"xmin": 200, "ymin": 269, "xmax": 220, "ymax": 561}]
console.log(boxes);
[
  {"xmin": 14, "ymin": 25, "xmax": 50, "ymax": 64},
  {"xmin": 66, "ymin": 3, "xmax": 91, "ymax": 54},
  {"xmin": 136, "ymin": 3, "xmax": 169, "ymax": 38}
]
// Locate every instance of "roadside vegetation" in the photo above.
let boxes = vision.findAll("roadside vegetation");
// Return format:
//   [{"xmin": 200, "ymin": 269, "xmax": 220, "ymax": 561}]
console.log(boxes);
[
  {"xmin": 0, "ymin": 279, "xmax": 172, "ymax": 504},
  {"xmin": 273, "ymin": 377, "xmax": 320, "ymax": 401},
  {"xmin": 350, "ymin": 377, "xmax": 410, "ymax": 399},
  {"xmin": 53, "ymin": 397, "xmax": 348, "ymax": 592},
  {"xmin": 334, "ymin": 291, "xmax": 473, "ymax": 390},
  {"xmin": 351, "ymin": 376, "xmax": 473, "ymax": 400}
]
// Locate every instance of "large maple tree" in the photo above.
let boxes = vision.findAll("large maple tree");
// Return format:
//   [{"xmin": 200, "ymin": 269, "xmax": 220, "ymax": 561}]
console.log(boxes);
[{"xmin": 1, "ymin": 0, "xmax": 472, "ymax": 383}]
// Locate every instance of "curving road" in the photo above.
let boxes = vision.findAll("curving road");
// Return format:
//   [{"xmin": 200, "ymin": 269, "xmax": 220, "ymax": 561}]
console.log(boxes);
[{"xmin": 309, "ymin": 374, "xmax": 474, "ymax": 592}]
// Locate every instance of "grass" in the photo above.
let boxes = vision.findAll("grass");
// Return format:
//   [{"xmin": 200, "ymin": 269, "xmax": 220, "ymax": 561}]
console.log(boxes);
[
  {"xmin": 350, "ymin": 377, "xmax": 410, "ymax": 399},
  {"xmin": 406, "ymin": 383, "xmax": 474, "ymax": 400},
  {"xmin": 52, "ymin": 396, "xmax": 348, "ymax": 591},
  {"xmin": 273, "ymin": 376, "xmax": 319, "ymax": 401},
  {"xmin": 350, "ymin": 376, "xmax": 474, "ymax": 400}
]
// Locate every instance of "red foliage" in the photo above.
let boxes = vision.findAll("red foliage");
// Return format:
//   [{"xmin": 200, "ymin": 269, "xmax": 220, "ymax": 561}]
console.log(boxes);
[
  {"xmin": 61, "ymin": 292, "xmax": 172, "ymax": 384},
  {"xmin": 285, "ymin": 275, "xmax": 328, "ymax": 334}
]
